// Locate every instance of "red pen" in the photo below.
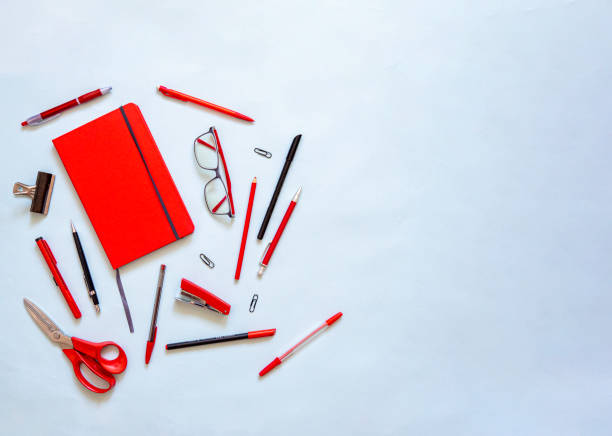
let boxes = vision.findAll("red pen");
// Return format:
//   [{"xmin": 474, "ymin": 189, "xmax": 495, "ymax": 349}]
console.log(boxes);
[
  {"xmin": 158, "ymin": 86, "xmax": 254, "ymax": 122},
  {"xmin": 21, "ymin": 87, "xmax": 111, "ymax": 127},
  {"xmin": 258, "ymin": 187, "xmax": 301, "ymax": 276},
  {"xmin": 145, "ymin": 264, "xmax": 166, "ymax": 364},
  {"xmin": 35, "ymin": 237, "xmax": 81, "ymax": 319},
  {"xmin": 259, "ymin": 312, "xmax": 342, "ymax": 376},
  {"xmin": 235, "ymin": 177, "xmax": 257, "ymax": 280}
]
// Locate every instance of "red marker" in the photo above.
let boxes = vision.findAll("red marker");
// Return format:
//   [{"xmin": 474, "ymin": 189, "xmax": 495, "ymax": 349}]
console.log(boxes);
[
  {"xmin": 259, "ymin": 312, "xmax": 342, "ymax": 376},
  {"xmin": 235, "ymin": 177, "xmax": 257, "ymax": 280},
  {"xmin": 21, "ymin": 87, "xmax": 111, "ymax": 126},
  {"xmin": 258, "ymin": 187, "xmax": 301, "ymax": 276},
  {"xmin": 158, "ymin": 86, "xmax": 254, "ymax": 122},
  {"xmin": 35, "ymin": 237, "xmax": 81, "ymax": 319}
]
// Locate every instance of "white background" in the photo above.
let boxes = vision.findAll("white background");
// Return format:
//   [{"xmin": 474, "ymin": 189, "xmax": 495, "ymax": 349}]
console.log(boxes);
[{"xmin": 1, "ymin": 1, "xmax": 611, "ymax": 435}]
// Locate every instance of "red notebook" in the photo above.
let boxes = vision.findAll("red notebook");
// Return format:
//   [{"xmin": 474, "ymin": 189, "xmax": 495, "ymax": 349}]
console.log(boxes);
[{"xmin": 53, "ymin": 103, "xmax": 194, "ymax": 269}]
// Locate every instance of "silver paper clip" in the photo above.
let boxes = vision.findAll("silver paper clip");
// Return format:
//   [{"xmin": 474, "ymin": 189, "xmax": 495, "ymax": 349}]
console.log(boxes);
[
  {"xmin": 200, "ymin": 253, "xmax": 215, "ymax": 268},
  {"xmin": 249, "ymin": 294, "xmax": 259, "ymax": 313},
  {"xmin": 254, "ymin": 148, "xmax": 272, "ymax": 158}
]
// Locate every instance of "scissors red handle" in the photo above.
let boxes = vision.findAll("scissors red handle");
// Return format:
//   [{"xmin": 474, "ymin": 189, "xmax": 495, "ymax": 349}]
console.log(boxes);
[
  {"xmin": 71, "ymin": 337, "xmax": 128, "ymax": 374},
  {"xmin": 63, "ymin": 349, "xmax": 116, "ymax": 393}
]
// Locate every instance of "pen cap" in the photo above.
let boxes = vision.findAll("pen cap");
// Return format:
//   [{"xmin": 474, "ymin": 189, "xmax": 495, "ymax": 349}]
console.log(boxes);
[
  {"xmin": 326, "ymin": 312, "xmax": 343, "ymax": 326},
  {"xmin": 248, "ymin": 329, "xmax": 276, "ymax": 339},
  {"xmin": 286, "ymin": 135, "xmax": 301, "ymax": 161},
  {"xmin": 259, "ymin": 357, "xmax": 282, "ymax": 376}
]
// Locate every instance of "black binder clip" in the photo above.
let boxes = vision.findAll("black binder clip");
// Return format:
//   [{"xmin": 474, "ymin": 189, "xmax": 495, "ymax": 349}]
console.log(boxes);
[{"xmin": 13, "ymin": 171, "xmax": 55, "ymax": 215}]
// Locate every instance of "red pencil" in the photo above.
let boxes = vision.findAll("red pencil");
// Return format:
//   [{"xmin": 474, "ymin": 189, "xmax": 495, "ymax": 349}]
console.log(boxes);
[
  {"xmin": 158, "ymin": 86, "xmax": 254, "ymax": 122},
  {"xmin": 235, "ymin": 177, "xmax": 257, "ymax": 280},
  {"xmin": 258, "ymin": 187, "xmax": 301, "ymax": 276}
]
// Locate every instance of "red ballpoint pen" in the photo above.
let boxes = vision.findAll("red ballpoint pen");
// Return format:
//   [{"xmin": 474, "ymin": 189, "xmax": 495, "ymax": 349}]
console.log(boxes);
[
  {"xmin": 158, "ymin": 85, "xmax": 254, "ymax": 122},
  {"xmin": 146, "ymin": 264, "xmax": 166, "ymax": 364},
  {"xmin": 235, "ymin": 177, "xmax": 257, "ymax": 280},
  {"xmin": 35, "ymin": 237, "xmax": 81, "ymax": 319},
  {"xmin": 258, "ymin": 187, "xmax": 301, "ymax": 276},
  {"xmin": 259, "ymin": 312, "xmax": 343, "ymax": 376},
  {"xmin": 21, "ymin": 87, "xmax": 112, "ymax": 127}
]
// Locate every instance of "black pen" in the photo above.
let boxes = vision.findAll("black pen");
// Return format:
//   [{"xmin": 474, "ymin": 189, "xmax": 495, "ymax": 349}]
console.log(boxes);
[
  {"xmin": 71, "ymin": 221, "xmax": 99, "ymax": 312},
  {"xmin": 257, "ymin": 134, "xmax": 301, "ymax": 240}
]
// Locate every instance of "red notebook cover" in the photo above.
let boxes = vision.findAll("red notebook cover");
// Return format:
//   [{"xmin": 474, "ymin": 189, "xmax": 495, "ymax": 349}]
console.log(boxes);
[{"xmin": 53, "ymin": 103, "xmax": 194, "ymax": 269}]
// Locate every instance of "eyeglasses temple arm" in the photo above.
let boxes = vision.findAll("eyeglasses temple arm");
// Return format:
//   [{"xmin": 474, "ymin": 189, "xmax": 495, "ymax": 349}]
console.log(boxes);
[{"xmin": 212, "ymin": 128, "xmax": 235, "ymax": 216}]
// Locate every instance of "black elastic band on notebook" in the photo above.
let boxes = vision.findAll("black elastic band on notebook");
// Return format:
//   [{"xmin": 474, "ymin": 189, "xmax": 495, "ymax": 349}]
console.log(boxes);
[{"xmin": 119, "ymin": 106, "xmax": 179, "ymax": 240}]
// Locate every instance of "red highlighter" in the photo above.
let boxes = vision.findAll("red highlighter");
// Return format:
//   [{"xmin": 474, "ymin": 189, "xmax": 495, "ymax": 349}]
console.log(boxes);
[{"xmin": 35, "ymin": 237, "xmax": 81, "ymax": 319}]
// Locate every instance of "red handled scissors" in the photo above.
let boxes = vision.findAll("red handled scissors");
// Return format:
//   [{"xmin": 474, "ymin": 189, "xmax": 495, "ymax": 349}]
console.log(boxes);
[{"xmin": 24, "ymin": 298, "xmax": 128, "ymax": 393}]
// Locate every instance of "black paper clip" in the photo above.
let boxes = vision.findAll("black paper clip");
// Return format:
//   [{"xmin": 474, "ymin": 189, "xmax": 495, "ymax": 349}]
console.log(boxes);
[
  {"xmin": 249, "ymin": 294, "xmax": 259, "ymax": 312},
  {"xmin": 199, "ymin": 253, "xmax": 215, "ymax": 268},
  {"xmin": 254, "ymin": 148, "xmax": 272, "ymax": 158}
]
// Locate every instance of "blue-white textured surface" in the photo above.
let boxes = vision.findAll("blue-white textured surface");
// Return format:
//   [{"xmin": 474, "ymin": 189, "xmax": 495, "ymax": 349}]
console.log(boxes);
[{"xmin": 1, "ymin": 1, "xmax": 611, "ymax": 435}]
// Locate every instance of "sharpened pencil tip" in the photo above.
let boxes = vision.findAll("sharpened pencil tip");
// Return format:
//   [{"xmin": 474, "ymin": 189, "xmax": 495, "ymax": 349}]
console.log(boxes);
[
  {"xmin": 71, "ymin": 220, "xmax": 76, "ymax": 233},
  {"xmin": 292, "ymin": 187, "xmax": 302, "ymax": 203},
  {"xmin": 253, "ymin": 177, "xmax": 257, "ymax": 182},
  {"xmin": 95, "ymin": 305, "xmax": 100, "ymax": 313}
]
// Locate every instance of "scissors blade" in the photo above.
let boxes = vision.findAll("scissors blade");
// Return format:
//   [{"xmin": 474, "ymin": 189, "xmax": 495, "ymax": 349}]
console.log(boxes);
[{"xmin": 23, "ymin": 298, "xmax": 72, "ymax": 348}]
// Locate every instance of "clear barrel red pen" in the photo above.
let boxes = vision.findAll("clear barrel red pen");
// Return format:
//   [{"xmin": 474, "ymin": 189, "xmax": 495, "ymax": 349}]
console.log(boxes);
[{"xmin": 259, "ymin": 312, "xmax": 343, "ymax": 376}]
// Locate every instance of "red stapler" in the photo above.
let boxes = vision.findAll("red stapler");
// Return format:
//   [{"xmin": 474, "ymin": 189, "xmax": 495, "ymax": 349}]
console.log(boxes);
[{"xmin": 175, "ymin": 278, "xmax": 231, "ymax": 315}]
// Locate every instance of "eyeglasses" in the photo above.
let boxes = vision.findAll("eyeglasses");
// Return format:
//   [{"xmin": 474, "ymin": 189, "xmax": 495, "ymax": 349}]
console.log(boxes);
[{"xmin": 194, "ymin": 127, "xmax": 235, "ymax": 218}]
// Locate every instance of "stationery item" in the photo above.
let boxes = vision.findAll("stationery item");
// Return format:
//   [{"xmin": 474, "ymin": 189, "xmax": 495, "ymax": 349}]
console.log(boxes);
[
  {"xmin": 175, "ymin": 278, "xmax": 231, "ymax": 315},
  {"xmin": 158, "ymin": 85, "xmax": 254, "ymax": 122},
  {"xmin": 53, "ymin": 104, "xmax": 194, "ymax": 268},
  {"xmin": 249, "ymin": 294, "xmax": 259, "ymax": 313},
  {"xmin": 259, "ymin": 312, "xmax": 342, "ymax": 377},
  {"xmin": 12, "ymin": 171, "xmax": 55, "ymax": 215},
  {"xmin": 258, "ymin": 187, "xmax": 302, "ymax": 276},
  {"xmin": 115, "ymin": 270, "xmax": 133, "ymax": 333},
  {"xmin": 52, "ymin": 104, "xmax": 194, "ymax": 330},
  {"xmin": 254, "ymin": 148, "xmax": 272, "ymax": 158},
  {"xmin": 235, "ymin": 177, "xmax": 257, "ymax": 280},
  {"xmin": 71, "ymin": 221, "xmax": 99, "ymax": 313},
  {"xmin": 23, "ymin": 298, "xmax": 127, "ymax": 394},
  {"xmin": 35, "ymin": 237, "xmax": 81, "ymax": 319},
  {"xmin": 166, "ymin": 328, "xmax": 275, "ymax": 351},
  {"xmin": 21, "ymin": 87, "xmax": 111, "ymax": 127},
  {"xmin": 194, "ymin": 127, "xmax": 235, "ymax": 217},
  {"xmin": 146, "ymin": 264, "xmax": 166, "ymax": 364},
  {"xmin": 200, "ymin": 253, "xmax": 215, "ymax": 268},
  {"xmin": 257, "ymin": 135, "xmax": 301, "ymax": 239}
]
